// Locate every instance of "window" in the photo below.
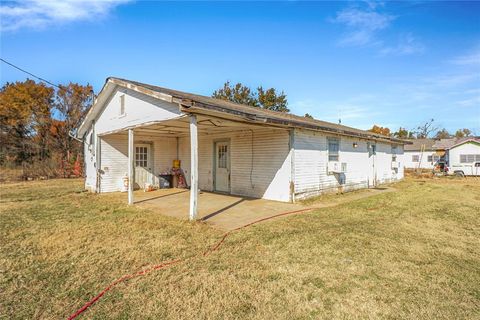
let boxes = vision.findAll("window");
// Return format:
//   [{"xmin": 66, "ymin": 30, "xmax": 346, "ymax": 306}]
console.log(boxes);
[
  {"xmin": 119, "ymin": 94, "xmax": 125, "ymax": 116},
  {"xmin": 460, "ymin": 154, "xmax": 480, "ymax": 163},
  {"xmin": 218, "ymin": 145, "xmax": 228, "ymax": 168},
  {"xmin": 135, "ymin": 146, "xmax": 148, "ymax": 167},
  {"xmin": 428, "ymin": 155, "xmax": 440, "ymax": 162},
  {"xmin": 392, "ymin": 146, "xmax": 397, "ymax": 162},
  {"xmin": 368, "ymin": 142, "xmax": 376, "ymax": 157},
  {"xmin": 328, "ymin": 138, "xmax": 339, "ymax": 161},
  {"xmin": 412, "ymin": 155, "xmax": 419, "ymax": 162}
]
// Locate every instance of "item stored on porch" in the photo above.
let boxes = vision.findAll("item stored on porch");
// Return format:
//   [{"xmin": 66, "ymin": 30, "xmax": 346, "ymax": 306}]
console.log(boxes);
[{"xmin": 158, "ymin": 174, "xmax": 173, "ymax": 189}]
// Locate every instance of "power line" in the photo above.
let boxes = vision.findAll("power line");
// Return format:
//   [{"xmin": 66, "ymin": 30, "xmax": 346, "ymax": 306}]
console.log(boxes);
[{"xmin": 1, "ymin": 57, "xmax": 63, "ymax": 90}]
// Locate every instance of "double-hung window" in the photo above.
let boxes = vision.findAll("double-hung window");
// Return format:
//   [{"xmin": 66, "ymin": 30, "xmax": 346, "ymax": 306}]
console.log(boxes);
[
  {"xmin": 328, "ymin": 138, "xmax": 339, "ymax": 161},
  {"xmin": 412, "ymin": 155, "xmax": 419, "ymax": 162},
  {"xmin": 392, "ymin": 146, "xmax": 397, "ymax": 162}
]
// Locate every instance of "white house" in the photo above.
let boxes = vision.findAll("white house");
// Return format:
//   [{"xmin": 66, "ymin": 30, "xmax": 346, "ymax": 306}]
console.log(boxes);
[
  {"xmin": 76, "ymin": 77, "xmax": 408, "ymax": 220},
  {"xmin": 404, "ymin": 139, "xmax": 439, "ymax": 169},
  {"xmin": 403, "ymin": 137, "xmax": 480, "ymax": 175},
  {"xmin": 447, "ymin": 137, "xmax": 480, "ymax": 176}
]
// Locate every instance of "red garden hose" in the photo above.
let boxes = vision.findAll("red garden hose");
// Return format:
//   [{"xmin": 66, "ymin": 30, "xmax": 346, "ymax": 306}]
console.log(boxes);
[{"xmin": 68, "ymin": 207, "xmax": 313, "ymax": 319}]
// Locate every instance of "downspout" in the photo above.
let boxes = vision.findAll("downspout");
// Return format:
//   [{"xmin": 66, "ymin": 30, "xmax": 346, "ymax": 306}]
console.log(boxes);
[{"xmin": 289, "ymin": 129, "xmax": 296, "ymax": 203}]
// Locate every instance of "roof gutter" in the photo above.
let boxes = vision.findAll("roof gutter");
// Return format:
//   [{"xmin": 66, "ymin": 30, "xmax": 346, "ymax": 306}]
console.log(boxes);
[{"xmin": 179, "ymin": 100, "xmax": 410, "ymax": 145}]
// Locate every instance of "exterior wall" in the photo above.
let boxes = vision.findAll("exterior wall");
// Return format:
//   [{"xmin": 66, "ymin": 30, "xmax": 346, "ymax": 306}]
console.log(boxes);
[
  {"xmin": 178, "ymin": 128, "xmax": 292, "ymax": 202},
  {"xmin": 293, "ymin": 129, "xmax": 403, "ymax": 199},
  {"xmin": 99, "ymin": 134, "xmax": 128, "ymax": 192},
  {"xmin": 404, "ymin": 150, "xmax": 436, "ymax": 169},
  {"xmin": 94, "ymin": 86, "xmax": 182, "ymax": 135},
  {"xmin": 375, "ymin": 142, "xmax": 404, "ymax": 184},
  {"xmin": 448, "ymin": 142, "xmax": 480, "ymax": 176},
  {"xmin": 97, "ymin": 134, "xmax": 177, "ymax": 193},
  {"xmin": 95, "ymin": 128, "xmax": 291, "ymax": 202}
]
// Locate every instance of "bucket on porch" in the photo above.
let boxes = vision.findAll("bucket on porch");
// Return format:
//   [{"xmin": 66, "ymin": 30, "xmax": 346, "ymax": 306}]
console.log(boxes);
[
  {"xmin": 173, "ymin": 159, "xmax": 181, "ymax": 169},
  {"xmin": 159, "ymin": 174, "xmax": 173, "ymax": 189}
]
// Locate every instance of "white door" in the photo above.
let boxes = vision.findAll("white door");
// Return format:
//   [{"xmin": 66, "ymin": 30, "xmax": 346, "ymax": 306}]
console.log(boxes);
[
  {"xmin": 214, "ymin": 141, "xmax": 230, "ymax": 193},
  {"xmin": 367, "ymin": 142, "xmax": 377, "ymax": 187},
  {"xmin": 134, "ymin": 144, "xmax": 153, "ymax": 189}
]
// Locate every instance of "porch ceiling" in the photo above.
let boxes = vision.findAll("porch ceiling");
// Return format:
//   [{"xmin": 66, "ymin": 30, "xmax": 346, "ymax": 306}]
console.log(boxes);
[{"xmin": 100, "ymin": 114, "xmax": 284, "ymax": 137}]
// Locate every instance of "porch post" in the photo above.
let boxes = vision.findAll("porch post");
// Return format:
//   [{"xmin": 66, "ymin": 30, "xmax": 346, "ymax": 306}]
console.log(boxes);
[
  {"xmin": 189, "ymin": 114, "xmax": 198, "ymax": 220},
  {"xmin": 128, "ymin": 129, "xmax": 135, "ymax": 205}
]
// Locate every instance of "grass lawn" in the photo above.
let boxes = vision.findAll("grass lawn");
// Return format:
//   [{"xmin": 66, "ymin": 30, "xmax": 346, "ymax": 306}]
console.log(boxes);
[{"xmin": 1, "ymin": 178, "xmax": 479, "ymax": 319}]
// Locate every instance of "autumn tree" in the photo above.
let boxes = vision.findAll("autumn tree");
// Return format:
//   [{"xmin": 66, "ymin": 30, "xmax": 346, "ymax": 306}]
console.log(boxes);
[
  {"xmin": 212, "ymin": 81, "xmax": 257, "ymax": 107},
  {"xmin": 257, "ymin": 86, "xmax": 288, "ymax": 112},
  {"xmin": 368, "ymin": 125, "xmax": 391, "ymax": 136},
  {"xmin": 435, "ymin": 128, "xmax": 451, "ymax": 139},
  {"xmin": 0, "ymin": 79, "xmax": 54, "ymax": 164},
  {"xmin": 53, "ymin": 83, "xmax": 93, "ymax": 162},
  {"xmin": 0, "ymin": 79, "xmax": 92, "ymax": 178},
  {"xmin": 455, "ymin": 128, "xmax": 472, "ymax": 138},
  {"xmin": 213, "ymin": 81, "xmax": 289, "ymax": 112},
  {"xmin": 393, "ymin": 127, "xmax": 413, "ymax": 139}
]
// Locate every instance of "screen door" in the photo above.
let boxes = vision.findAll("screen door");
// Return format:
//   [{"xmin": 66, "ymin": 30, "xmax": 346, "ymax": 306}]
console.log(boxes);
[
  {"xmin": 134, "ymin": 144, "xmax": 153, "ymax": 189},
  {"xmin": 214, "ymin": 141, "xmax": 230, "ymax": 192}
]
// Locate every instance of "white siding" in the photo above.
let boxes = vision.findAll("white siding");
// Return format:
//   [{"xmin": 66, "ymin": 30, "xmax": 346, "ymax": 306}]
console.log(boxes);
[
  {"xmin": 375, "ymin": 142, "xmax": 404, "ymax": 184},
  {"xmin": 98, "ymin": 134, "xmax": 177, "ymax": 192},
  {"xmin": 99, "ymin": 135, "xmax": 128, "ymax": 192},
  {"xmin": 404, "ymin": 150, "xmax": 437, "ymax": 169},
  {"xmin": 95, "ymin": 87, "xmax": 182, "ymax": 135},
  {"xmin": 96, "ymin": 128, "xmax": 291, "ymax": 201},
  {"xmin": 448, "ymin": 142, "xmax": 480, "ymax": 176},
  {"xmin": 294, "ymin": 129, "xmax": 403, "ymax": 199},
  {"xmin": 178, "ymin": 128, "xmax": 291, "ymax": 202}
]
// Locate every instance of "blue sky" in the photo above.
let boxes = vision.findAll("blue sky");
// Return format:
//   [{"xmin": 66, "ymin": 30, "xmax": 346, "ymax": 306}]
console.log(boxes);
[{"xmin": 1, "ymin": 1, "xmax": 479, "ymax": 134}]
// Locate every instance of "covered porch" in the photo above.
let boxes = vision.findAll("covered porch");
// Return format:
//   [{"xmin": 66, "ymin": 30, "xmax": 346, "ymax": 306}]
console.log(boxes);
[
  {"xmin": 97, "ymin": 113, "xmax": 293, "ymax": 221},
  {"xmin": 133, "ymin": 188, "xmax": 303, "ymax": 230}
]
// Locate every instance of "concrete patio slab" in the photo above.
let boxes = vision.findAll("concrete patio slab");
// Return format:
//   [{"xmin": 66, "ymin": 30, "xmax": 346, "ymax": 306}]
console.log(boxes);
[
  {"xmin": 134, "ymin": 188, "xmax": 303, "ymax": 230},
  {"xmin": 131, "ymin": 186, "xmax": 395, "ymax": 231}
]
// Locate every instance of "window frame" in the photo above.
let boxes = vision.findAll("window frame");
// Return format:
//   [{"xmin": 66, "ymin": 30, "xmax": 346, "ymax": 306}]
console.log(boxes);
[
  {"xmin": 119, "ymin": 94, "xmax": 126, "ymax": 117},
  {"xmin": 460, "ymin": 154, "xmax": 480, "ymax": 163},
  {"xmin": 327, "ymin": 138, "xmax": 340, "ymax": 162},
  {"xmin": 135, "ymin": 146, "xmax": 148, "ymax": 168},
  {"xmin": 412, "ymin": 155, "xmax": 419, "ymax": 162},
  {"xmin": 391, "ymin": 145, "xmax": 398, "ymax": 162}
]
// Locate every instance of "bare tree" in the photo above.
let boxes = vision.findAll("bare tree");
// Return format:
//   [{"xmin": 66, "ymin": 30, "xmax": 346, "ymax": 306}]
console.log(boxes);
[{"xmin": 415, "ymin": 119, "xmax": 438, "ymax": 138}]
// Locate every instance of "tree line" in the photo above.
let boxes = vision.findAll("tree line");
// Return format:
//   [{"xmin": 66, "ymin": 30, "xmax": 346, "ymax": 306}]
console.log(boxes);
[
  {"xmin": 1, "ymin": 79, "xmax": 474, "ymax": 180},
  {"xmin": 0, "ymin": 79, "xmax": 92, "ymax": 180},
  {"xmin": 368, "ymin": 119, "xmax": 475, "ymax": 139},
  {"xmin": 212, "ymin": 82, "xmax": 475, "ymax": 140}
]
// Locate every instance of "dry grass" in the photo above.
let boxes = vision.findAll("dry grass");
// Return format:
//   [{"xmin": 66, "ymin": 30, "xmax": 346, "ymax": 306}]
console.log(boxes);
[{"xmin": 1, "ymin": 178, "xmax": 479, "ymax": 319}]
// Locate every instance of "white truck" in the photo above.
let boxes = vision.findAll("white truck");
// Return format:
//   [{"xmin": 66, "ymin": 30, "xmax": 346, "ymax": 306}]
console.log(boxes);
[{"xmin": 447, "ymin": 161, "xmax": 480, "ymax": 177}]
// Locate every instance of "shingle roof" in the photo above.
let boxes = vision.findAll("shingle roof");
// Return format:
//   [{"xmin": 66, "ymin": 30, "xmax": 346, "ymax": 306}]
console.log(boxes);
[
  {"xmin": 106, "ymin": 77, "xmax": 410, "ymax": 144},
  {"xmin": 432, "ymin": 138, "xmax": 456, "ymax": 150},
  {"xmin": 442, "ymin": 137, "xmax": 480, "ymax": 149},
  {"xmin": 404, "ymin": 139, "xmax": 436, "ymax": 151},
  {"xmin": 404, "ymin": 137, "xmax": 480, "ymax": 151}
]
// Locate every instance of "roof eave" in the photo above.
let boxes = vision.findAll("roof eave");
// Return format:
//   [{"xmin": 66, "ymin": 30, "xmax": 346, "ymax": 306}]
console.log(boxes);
[{"xmin": 180, "ymin": 101, "xmax": 410, "ymax": 144}]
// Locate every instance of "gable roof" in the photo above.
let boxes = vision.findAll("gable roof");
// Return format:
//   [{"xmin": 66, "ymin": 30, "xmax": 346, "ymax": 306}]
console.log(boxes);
[
  {"xmin": 403, "ymin": 137, "xmax": 480, "ymax": 151},
  {"xmin": 404, "ymin": 138, "xmax": 436, "ymax": 151},
  {"xmin": 447, "ymin": 137, "xmax": 480, "ymax": 149},
  {"xmin": 430, "ymin": 138, "xmax": 455, "ymax": 150},
  {"xmin": 77, "ymin": 77, "xmax": 410, "ymax": 145}
]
